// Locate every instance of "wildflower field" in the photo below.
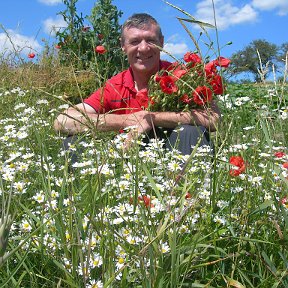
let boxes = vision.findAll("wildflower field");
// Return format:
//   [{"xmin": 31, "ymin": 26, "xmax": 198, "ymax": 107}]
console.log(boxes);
[
  {"xmin": 0, "ymin": 3, "xmax": 288, "ymax": 286},
  {"xmin": 0, "ymin": 65, "xmax": 287, "ymax": 288}
]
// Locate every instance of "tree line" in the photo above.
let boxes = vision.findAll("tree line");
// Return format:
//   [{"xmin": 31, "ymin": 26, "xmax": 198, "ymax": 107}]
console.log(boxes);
[
  {"xmin": 54, "ymin": 0, "xmax": 287, "ymax": 83},
  {"xmin": 229, "ymin": 40, "xmax": 288, "ymax": 82}
]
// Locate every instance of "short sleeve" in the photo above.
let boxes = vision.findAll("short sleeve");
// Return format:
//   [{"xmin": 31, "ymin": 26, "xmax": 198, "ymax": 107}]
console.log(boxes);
[{"xmin": 84, "ymin": 86, "xmax": 109, "ymax": 113}]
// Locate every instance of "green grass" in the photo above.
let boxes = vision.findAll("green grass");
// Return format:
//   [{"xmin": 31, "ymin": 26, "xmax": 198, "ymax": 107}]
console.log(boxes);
[{"xmin": 0, "ymin": 50, "xmax": 288, "ymax": 287}]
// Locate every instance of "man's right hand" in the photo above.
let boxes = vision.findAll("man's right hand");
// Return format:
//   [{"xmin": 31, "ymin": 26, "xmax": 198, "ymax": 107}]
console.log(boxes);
[{"xmin": 121, "ymin": 110, "xmax": 154, "ymax": 134}]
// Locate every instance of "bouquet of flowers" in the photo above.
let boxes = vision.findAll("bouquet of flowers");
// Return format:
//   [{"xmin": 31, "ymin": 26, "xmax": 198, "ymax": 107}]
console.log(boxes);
[{"xmin": 144, "ymin": 52, "xmax": 231, "ymax": 112}]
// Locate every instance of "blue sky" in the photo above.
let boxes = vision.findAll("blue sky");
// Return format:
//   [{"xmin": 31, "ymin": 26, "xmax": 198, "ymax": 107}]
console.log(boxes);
[{"xmin": 0, "ymin": 0, "xmax": 287, "ymax": 62}]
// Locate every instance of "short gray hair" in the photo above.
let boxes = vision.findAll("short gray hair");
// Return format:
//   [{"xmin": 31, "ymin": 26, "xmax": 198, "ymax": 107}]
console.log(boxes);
[{"xmin": 120, "ymin": 13, "xmax": 163, "ymax": 45}]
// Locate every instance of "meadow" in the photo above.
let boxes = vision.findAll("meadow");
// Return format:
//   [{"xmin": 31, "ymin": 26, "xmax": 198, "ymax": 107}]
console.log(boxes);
[{"xmin": 0, "ymin": 20, "xmax": 288, "ymax": 288}]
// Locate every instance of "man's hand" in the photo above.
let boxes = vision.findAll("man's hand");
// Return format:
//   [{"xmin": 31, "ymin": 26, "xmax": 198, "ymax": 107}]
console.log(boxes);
[
  {"xmin": 122, "ymin": 111, "xmax": 154, "ymax": 149},
  {"xmin": 122, "ymin": 110, "xmax": 154, "ymax": 134}
]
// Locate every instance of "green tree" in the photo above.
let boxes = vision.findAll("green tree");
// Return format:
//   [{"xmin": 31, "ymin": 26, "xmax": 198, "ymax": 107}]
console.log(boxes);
[
  {"xmin": 278, "ymin": 42, "xmax": 288, "ymax": 61},
  {"xmin": 230, "ymin": 39, "xmax": 278, "ymax": 82},
  {"xmin": 56, "ymin": 0, "xmax": 86, "ymax": 66},
  {"xmin": 88, "ymin": 0, "xmax": 127, "ymax": 78},
  {"xmin": 55, "ymin": 0, "xmax": 127, "ymax": 83}
]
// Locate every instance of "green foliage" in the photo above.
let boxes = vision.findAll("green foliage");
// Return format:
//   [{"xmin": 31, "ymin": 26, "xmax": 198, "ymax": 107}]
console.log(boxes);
[
  {"xmin": 56, "ymin": 0, "xmax": 127, "ymax": 84},
  {"xmin": 0, "ymin": 2, "xmax": 288, "ymax": 287},
  {"xmin": 279, "ymin": 42, "xmax": 288, "ymax": 61},
  {"xmin": 87, "ymin": 0, "xmax": 127, "ymax": 77},
  {"xmin": 0, "ymin": 83, "xmax": 287, "ymax": 286},
  {"xmin": 230, "ymin": 39, "xmax": 279, "ymax": 82}
]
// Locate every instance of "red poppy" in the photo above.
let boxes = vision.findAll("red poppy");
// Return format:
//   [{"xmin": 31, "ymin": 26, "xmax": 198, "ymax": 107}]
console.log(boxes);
[
  {"xmin": 138, "ymin": 195, "xmax": 154, "ymax": 208},
  {"xmin": 281, "ymin": 197, "xmax": 288, "ymax": 208},
  {"xmin": 159, "ymin": 76, "xmax": 178, "ymax": 94},
  {"xmin": 154, "ymin": 72, "xmax": 163, "ymax": 82},
  {"xmin": 97, "ymin": 33, "xmax": 104, "ymax": 40},
  {"xmin": 95, "ymin": 45, "xmax": 106, "ymax": 54},
  {"xmin": 283, "ymin": 162, "xmax": 288, "ymax": 169},
  {"xmin": 208, "ymin": 74, "xmax": 224, "ymax": 95},
  {"xmin": 136, "ymin": 89, "xmax": 149, "ymax": 108},
  {"xmin": 172, "ymin": 68, "xmax": 187, "ymax": 80},
  {"xmin": 213, "ymin": 56, "xmax": 231, "ymax": 68},
  {"xmin": 166, "ymin": 62, "xmax": 188, "ymax": 80},
  {"xmin": 193, "ymin": 86, "xmax": 213, "ymax": 106},
  {"xmin": 28, "ymin": 53, "xmax": 35, "ymax": 59},
  {"xmin": 180, "ymin": 94, "xmax": 192, "ymax": 104},
  {"xmin": 275, "ymin": 151, "xmax": 286, "ymax": 158},
  {"xmin": 82, "ymin": 26, "xmax": 90, "ymax": 32},
  {"xmin": 55, "ymin": 44, "xmax": 61, "ymax": 49},
  {"xmin": 185, "ymin": 192, "xmax": 192, "ymax": 199},
  {"xmin": 205, "ymin": 61, "xmax": 217, "ymax": 76},
  {"xmin": 229, "ymin": 156, "xmax": 246, "ymax": 176},
  {"xmin": 183, "ymin": 52, "xmax": 202, "ymax": 66},
  {"xmin": 230, "ymin": 156, "xmax": 245, "ymax": 167}
]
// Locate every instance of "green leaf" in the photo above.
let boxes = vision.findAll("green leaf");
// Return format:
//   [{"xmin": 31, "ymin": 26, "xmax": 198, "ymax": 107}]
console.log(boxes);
[
  {"xmin": 249, "ymin": 200, "xmax": 274, "ymax": 216},
  {"xmin": 177, "ymin": 17, "xmax": 215, "ymax": 28},
  {"xmin": 142, "ymin": 164, "xmax": 163, "ymax": 201},
  {"xmin": 227, "ymin": 278, "xmax": 246, "ymax": 288},
  {"xmin": 164, "ymin": 1, "xmax": 215, "ymax": 31},
  {"xmin": 261, "ymin": 251, "xmax": 277, "ymax": 274}
]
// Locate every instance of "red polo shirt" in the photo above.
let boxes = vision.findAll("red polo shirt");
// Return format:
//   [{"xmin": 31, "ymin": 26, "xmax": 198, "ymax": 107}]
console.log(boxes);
[{"xmin": 84, "ymin": 60, "xmax": 171, "ymax": 115}]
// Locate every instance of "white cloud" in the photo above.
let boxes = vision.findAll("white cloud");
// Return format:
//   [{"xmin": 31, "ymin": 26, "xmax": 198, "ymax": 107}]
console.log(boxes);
[
  {"xmin": 194, "ymin": 0, "xmax": 258, "ymax": 30},
  {"xmin": 162, "ymin": 42, "xmax": 189, "ymax": 57},
  {"xmin": 252, "ymin": 0, "xmax": 288, "ymax": 15},
  {"xmin": 38, "ymin": 0, "xmax": 62, "ymax": 5},
  {"xmin": 0, "ymin": 29, "xmax": 41, "ymax": 55},
  {"xmin": 43, "ymin": 16, "xmax": 67, "ymax": 35}
]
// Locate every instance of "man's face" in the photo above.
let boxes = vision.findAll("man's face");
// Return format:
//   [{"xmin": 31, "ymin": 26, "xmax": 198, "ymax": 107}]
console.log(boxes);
[{"xmin": 121, "ymin": 24, "xmax": 164, "ymax": 76}]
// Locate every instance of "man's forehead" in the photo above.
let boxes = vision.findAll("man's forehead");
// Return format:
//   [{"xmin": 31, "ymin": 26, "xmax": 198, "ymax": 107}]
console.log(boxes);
[
  {"xmin": 124, "ymin": 23, "xmax": 157, "ymax": 32},
  {"xmin": 123, "ymin": 25, "xmax": 158, "ymax": 37}
]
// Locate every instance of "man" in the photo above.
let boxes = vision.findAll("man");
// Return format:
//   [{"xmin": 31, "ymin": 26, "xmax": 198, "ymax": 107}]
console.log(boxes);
[{"xmin": 54, "ymin": 13, "xmax": 220, "ymax": 155}]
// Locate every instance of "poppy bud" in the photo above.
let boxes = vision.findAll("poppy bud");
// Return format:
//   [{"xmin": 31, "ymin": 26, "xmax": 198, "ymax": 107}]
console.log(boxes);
[
  {"xmin": 95, "ymin": 45, "xmax": 106, "ymax": 54},
  {"xmin": 28, "ymin": 53, "xmax": 35, "ymax": 59}
]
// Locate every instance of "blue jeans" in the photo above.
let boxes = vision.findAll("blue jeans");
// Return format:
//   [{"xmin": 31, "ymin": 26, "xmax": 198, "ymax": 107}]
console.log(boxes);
[
  {"xmin": 63, "ymin": 125, "xmax": 212, "ymax": 163},
  {"xmin": 165, "ymin": 125, "xmax": 212, "ymax": 155}
]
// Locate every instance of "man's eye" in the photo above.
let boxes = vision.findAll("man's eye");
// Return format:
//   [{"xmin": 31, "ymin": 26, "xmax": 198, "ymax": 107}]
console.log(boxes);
[
  {"xmin": 130, "ymin": 40, "xmax": 140, "ymax": 45},
  {"xmin": 148, "ymin": 39, "xmax": 157, "ymax": 45}
]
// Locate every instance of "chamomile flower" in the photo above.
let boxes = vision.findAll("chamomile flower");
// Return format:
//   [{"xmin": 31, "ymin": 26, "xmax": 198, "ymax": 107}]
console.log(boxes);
[
  {"xmin": 113, "ymin": 217, "xmax": 124, "ymax": 225},
  {"xmin": 21, "ymin": 219, "xmax": 32, "ymax": 232},
  {"xmin": 62, "ymin": 257, "xmax": 72, "ymax": 272},
  {"xmin": 116, "ymin": 256, "xmax": 126, "ymax": 270},
  {"xmin": 90, "ymin": 253, "xmax": 103, "ymax": 268},
  {"xmin": 36, "ymin": 99, "xmax": 49, "ymax": 105},
  {"xmin": 33, "ymin": 191, "xmax": 45, "ymax": 203},
  {"xmin": 160, "ymin": 241, "xmax": 170, "ymax": 253},
  {"xmin": 13, "ymin": 181, "xmax": 26, "ymax": 194},
  {"xmin": 214, "ymin": 215, "xmax": 226, "ymax": 225},
  {"xmin": 167, "ymin": 161, "xmax": 181, "ymax": 172},
  {"xmin": 87, "ymin": 280, "xmax": 103, "ymax": 288}
]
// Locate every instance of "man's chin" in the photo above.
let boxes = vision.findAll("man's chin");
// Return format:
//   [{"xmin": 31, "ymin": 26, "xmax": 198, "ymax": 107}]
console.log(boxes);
[{"xmin": 132, "ymin": 63, "xmax": 157, "ymax": 74}]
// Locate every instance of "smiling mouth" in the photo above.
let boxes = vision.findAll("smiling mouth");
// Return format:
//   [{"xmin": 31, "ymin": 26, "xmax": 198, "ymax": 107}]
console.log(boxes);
[{"xmin": 137, "ymin": 56, "xmax": 153, "ymax": 61}]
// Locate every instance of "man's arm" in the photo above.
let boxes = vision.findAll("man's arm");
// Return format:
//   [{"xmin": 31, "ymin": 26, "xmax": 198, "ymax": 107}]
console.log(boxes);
[
  {"xmin": 54, "ymin": 100, "xmax": 220, "ymax": 135},
  {"xmin": 143, "ymin": 100, "xmax": 221, "ymax": 133},
  {"xmin": 53, "ymin": 103, "xmax": 153, "ymax": 135}
]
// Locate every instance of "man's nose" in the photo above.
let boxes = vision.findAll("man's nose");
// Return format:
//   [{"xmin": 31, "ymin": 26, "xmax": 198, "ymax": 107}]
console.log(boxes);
[{"xmin": 138, "ymin": 40, "xmax": 150, "ymax": 51}]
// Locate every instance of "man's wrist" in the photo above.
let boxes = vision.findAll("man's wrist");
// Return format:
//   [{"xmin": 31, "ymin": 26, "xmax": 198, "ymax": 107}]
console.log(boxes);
[{"xmin": 188, "ymin": 111, "xmax": 195, "ymax": 125}]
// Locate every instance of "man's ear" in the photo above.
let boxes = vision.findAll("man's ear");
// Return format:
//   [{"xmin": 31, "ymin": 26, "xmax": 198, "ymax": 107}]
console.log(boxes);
[
  {"xmin": 119, "ymin": 37, "xmax": 125, "ymax": 51},
  {"xmin": 160, "ymin": 36, "xmax": 164, "ymax": 48}
]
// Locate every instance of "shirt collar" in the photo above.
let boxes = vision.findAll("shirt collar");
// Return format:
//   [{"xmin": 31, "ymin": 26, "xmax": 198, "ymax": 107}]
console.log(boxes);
[{"xmin": 122, "ymin": 60, "xmax": 172, "ymax": 90}]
